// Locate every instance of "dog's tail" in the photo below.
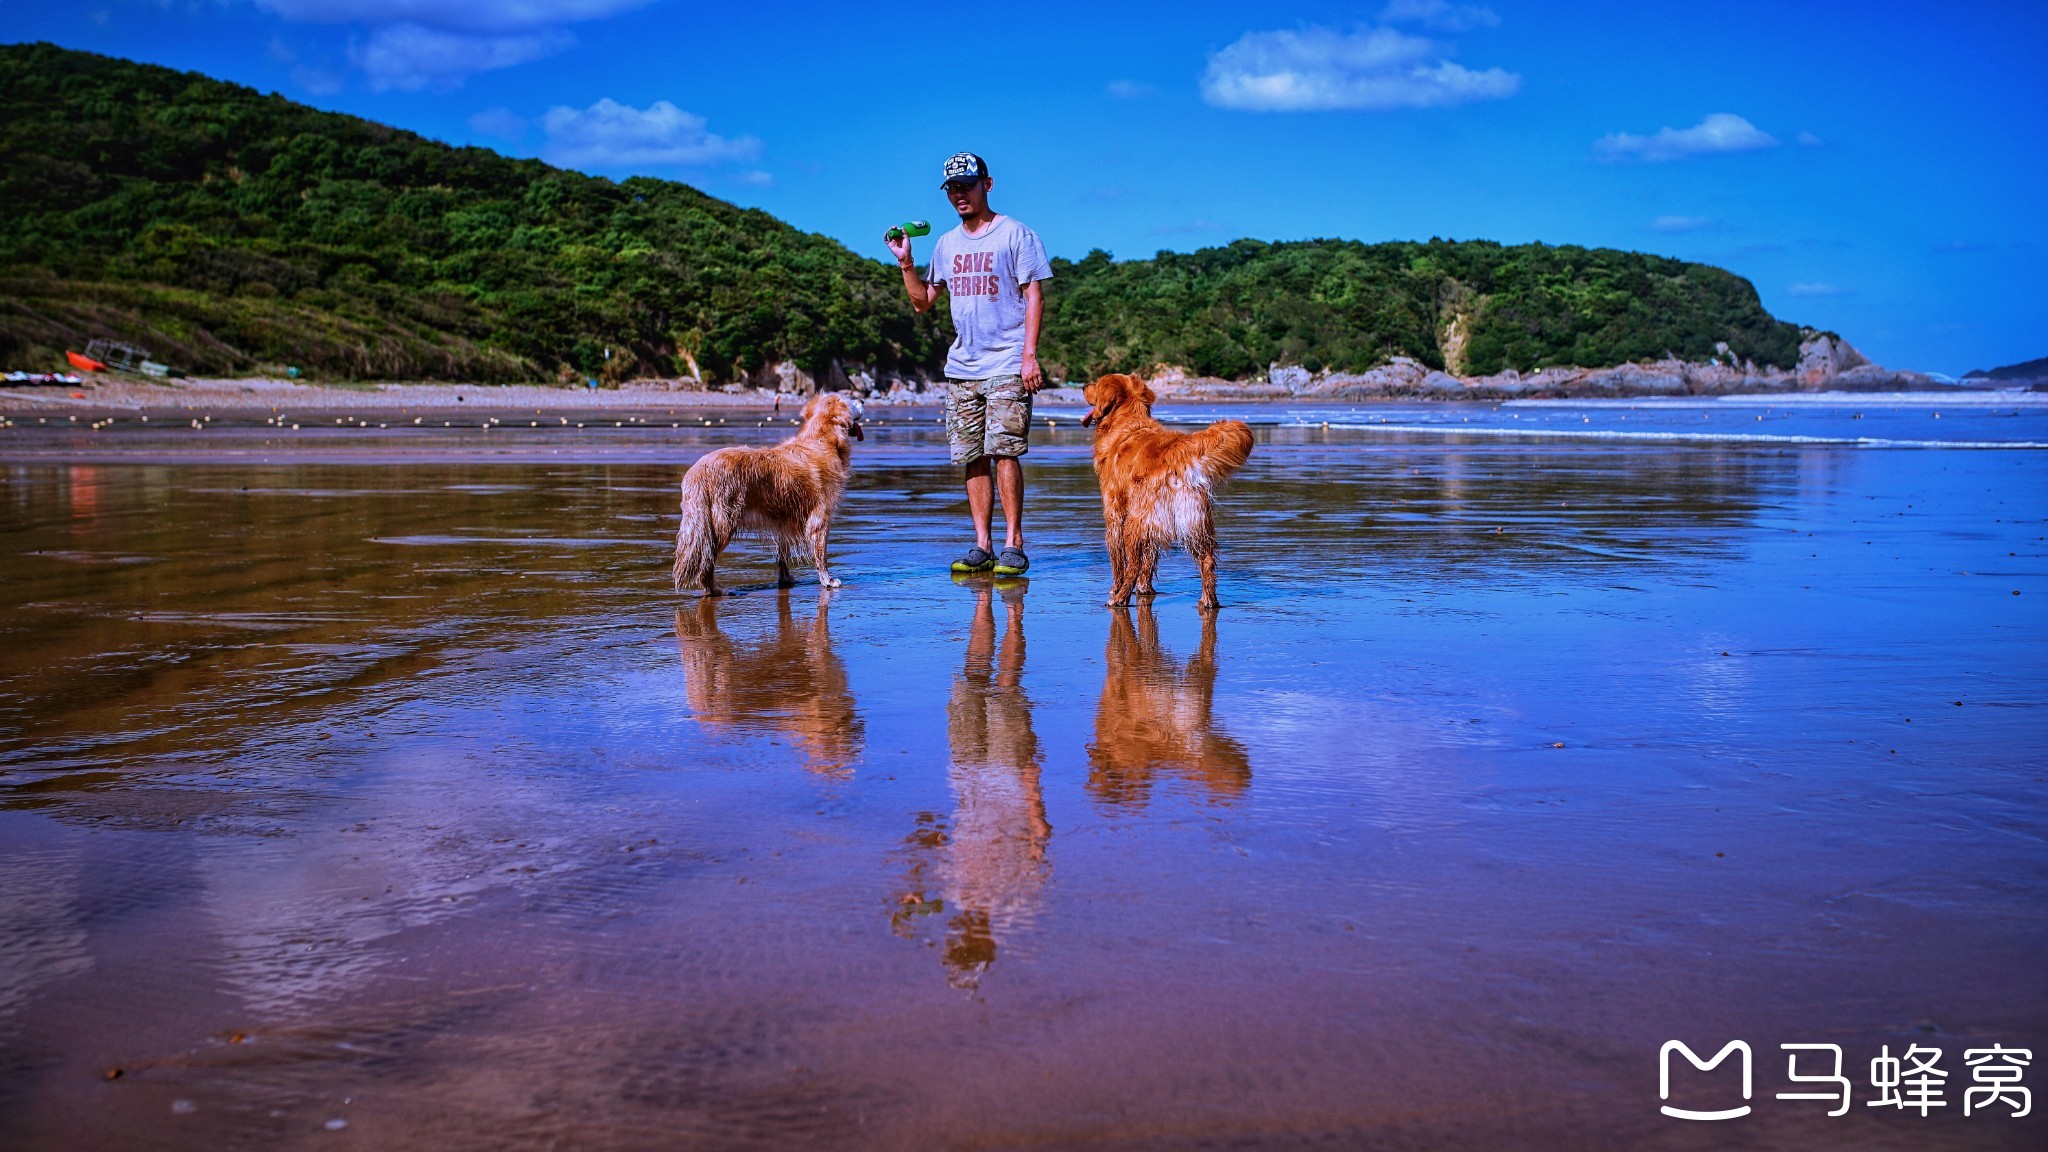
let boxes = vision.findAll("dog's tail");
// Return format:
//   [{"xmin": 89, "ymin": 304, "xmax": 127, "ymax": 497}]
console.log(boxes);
[
  {"xmin": 1192, "ymin": 419, "xmax": 1254, "ymax": 486},
  {"xmin": 672, "ymin": 462, "xmax": 731, "ymax": 591}
]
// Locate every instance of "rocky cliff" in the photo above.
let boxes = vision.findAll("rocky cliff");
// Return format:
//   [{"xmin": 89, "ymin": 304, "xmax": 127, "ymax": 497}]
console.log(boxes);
[
  {"xmin": 1963, "ymin": 356, "xmax": 2048, "ymax": 390},
  {"xmin": 1140, "ymin": 332, "xmax": 1943, "ymax": 402}
]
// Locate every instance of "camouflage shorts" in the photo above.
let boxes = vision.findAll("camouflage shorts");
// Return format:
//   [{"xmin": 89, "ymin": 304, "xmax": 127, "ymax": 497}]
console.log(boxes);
[{"xmin": 945, "ymin": 375, "xmax": 1033, "ymax": 465}]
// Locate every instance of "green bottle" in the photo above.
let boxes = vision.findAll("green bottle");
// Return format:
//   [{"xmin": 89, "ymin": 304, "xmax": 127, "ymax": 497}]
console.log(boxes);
[{"xmin": 884, "ymin": 219, "xmax": 932, "ymax": 242}]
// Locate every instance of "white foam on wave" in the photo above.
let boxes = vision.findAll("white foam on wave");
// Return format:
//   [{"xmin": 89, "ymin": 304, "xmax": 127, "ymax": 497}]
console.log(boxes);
[
  {"xmin": 1279, "ymin": 422, "xmax": 2048, "ymax": 449},
  {"xmin": 1506, "ymin": 390, "xmax": 2048, "ymax": 409}
]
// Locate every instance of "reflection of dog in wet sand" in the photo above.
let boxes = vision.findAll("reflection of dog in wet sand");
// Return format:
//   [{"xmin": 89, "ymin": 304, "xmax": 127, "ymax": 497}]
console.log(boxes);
[
  {"xmin": 672, "ymin": 592, "xmax": 862, "ymax": 776},
  {"xmin": 672, "ymin": 392, "xmax": 863, "ymax": 595},
  {"xmin": 891, "ymin": 583, "xmax": 1048, "ymax": 989},
  {"xmin": 1088, "ymin": 605, "xmax": 1250, "ymax": 809},
  {"xmin": 1080, "ymin": 373, "xmax": 1253, "ymax": 610}
]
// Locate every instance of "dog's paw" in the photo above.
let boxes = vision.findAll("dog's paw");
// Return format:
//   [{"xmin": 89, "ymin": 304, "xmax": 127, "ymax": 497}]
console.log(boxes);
[{"xmin": 819, "ymin": 574, "xmax": 843, "ymax": 588}]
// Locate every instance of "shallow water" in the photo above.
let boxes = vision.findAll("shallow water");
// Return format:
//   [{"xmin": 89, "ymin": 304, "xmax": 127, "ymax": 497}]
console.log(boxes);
[{"xmin": 2, "ymin": 401, "xmax": 2045, "ymax": 1149}]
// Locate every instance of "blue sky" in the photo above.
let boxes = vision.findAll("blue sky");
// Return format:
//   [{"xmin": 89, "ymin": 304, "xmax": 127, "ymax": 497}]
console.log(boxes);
[{"xmin": 6, "ymin": 0, "xmax": 2044, "ymax": 375}]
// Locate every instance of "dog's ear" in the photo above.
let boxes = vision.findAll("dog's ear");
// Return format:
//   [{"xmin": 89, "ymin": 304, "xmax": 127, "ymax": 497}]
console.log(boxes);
[
  {"xmin": 800, "ymin": 393, "xmax": 824, "ymax": 421},
  {"xmin": 1135, "ymin": 377, "xmax": 1157, "ymax": 408}
]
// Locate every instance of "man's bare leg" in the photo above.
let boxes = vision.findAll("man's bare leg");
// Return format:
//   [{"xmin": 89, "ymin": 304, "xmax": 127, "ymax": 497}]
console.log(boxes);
[
  {"xmin": 964, "ymin": 457, "xmax": 994, "ymax": 552},
  {"xmin": 993, "ymin": 455, "xmax": 1025, "ymax": 551}
]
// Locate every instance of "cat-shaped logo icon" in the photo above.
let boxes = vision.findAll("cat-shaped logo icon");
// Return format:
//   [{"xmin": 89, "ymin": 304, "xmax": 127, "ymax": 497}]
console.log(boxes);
[{"xmin": 1660, "ymin": 1040, "xmax": 1752, "ymax": 1120}]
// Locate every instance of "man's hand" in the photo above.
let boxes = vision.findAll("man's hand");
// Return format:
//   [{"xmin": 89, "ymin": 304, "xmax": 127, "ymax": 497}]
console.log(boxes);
[
  {"xmin": 1020, "ymin": 280, "xmax": 1045, "ymax": 392},
  {"xmin": 884, "ymin": 230, "xmax": 914, "ymax": 268},
  {"xmin": 890, "ymin": 233, "xmax": 937, "ymax": 312}
]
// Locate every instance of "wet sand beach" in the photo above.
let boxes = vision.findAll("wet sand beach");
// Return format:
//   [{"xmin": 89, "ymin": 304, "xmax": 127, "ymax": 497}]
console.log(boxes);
[{"xmin": 2, "ymin": 399, "xmax": 2044, "ymax": 1149}]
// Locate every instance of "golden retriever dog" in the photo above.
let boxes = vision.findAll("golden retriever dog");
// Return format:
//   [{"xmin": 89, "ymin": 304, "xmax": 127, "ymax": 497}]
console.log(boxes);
[
  {"xmin": 1080, "ymin": 373, "xmax": 1253, "ymax": 610},
  {"xmin": 672, "ymin": 392, "xmax": 863, "ymax": 594},
  {"xmin": 1087, "ymin": 605, "xmax": 1250, "ymax": 809},
  {"xmin": 672, "ymin": 591, "xmax": 862, "ymax": 777}
]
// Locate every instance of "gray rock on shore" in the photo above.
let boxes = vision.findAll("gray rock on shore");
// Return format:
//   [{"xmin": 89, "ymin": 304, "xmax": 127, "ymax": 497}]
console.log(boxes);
[{"xmin": 1141, "ymin": 334, "xmax": 1946, "ymax": 401}]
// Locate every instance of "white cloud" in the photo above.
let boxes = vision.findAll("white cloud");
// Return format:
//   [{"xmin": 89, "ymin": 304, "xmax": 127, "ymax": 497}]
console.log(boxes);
[
  {"xmin": 539, "ymin": 98, "xmax": 760, "ymax": 170},
  {"xmin": 1379, "ymin": 0, "xmax": 1499, "ymax": 31},
  {"xmin": 267, "ymin": 32, "xmax": 348, "ymax": 93},
  {"xmin": 467, "ymin": 106, "xmax": 529, "ymax": 141},
  {"xmin": 292, "ymin": 64, "xmax": 347, "ymax": 94},
  {"xmin": 1786, "ymin": 282, "xmax": 1847, "ymax": 297},
  {"xmin": 1595, "ymin": 113, "xmax": 1777, "ymax": 163},
  {"xmin": 350, "ymin": 24, "xmax": 569, "ymax": 92},
  {"xmin": 1649, "ymin": 215, "xmax": 1713, "ymax": 233},
  {"xmin": 1105, "ymin": 80, "xmax": 1157, "ymax": 99},
  {"xmin": 252, "ymin": 0, "xmax": 653, "ymax": 89},
  {"xmin": 254, "ymin": 0, "xmax": 653, "ymax": 33},
  {"xmin": 1795, "ymin": 130, "xmax": 1825, "ymax": 147},
  {"xmin": 1202, "ymin": 26, "xmax": 1519, "ymax": 112}
]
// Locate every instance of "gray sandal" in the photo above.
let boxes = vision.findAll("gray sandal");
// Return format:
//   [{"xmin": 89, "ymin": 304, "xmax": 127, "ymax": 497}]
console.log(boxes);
[
  {"xmin": 993, "ymin": 547, "xmax": 1029, "ymax": 576},
  {"xmin": 950, "ymin": 546, "xmax": 995, "ymax": 574}
]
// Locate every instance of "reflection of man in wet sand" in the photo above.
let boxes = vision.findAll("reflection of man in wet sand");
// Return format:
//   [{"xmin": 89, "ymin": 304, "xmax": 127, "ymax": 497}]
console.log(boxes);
[
  {"xmin": 892, "ymin": 582, "xmax": 1049, "ymax": 988},
  {"xmin": 672, "ymin": 591, "xmax": 862, "ymax": 777},
  {"xmin": 1088, "ymin": 606, "xmax": 1250, "ymax": 809}
]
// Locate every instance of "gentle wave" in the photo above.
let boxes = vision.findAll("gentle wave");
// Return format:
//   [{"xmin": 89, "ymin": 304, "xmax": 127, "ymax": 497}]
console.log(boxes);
[
  {"xmin": 1506, "ymin": 391, "xmax": 2048, "ymax": 409},
  {"xmin": 1273, "ymin": 423, "xmax": 2048, "ymax": 448}
]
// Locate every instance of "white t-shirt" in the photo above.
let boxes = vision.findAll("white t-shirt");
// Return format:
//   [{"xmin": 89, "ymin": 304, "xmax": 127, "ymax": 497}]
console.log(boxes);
[{"xmin": 924, "ymin": 215, "xmax": 1052, "ymax": 380}]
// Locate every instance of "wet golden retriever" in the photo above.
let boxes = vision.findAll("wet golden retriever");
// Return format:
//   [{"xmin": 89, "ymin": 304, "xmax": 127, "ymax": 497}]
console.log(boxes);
[
  {"xmin": 672, "ymin": 392, "xmax": 862, "ymax": 595},
  {"xmin": 1080, "ymin": 373, "xmax": 1253, "ymax": 610}
]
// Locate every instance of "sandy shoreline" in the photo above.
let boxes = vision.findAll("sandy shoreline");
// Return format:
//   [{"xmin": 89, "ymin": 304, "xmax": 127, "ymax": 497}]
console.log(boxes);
[
  {"xmin": 3, "ymin": 364, "xmax": 2016, "ymax": 417},
  {"xmin": 0, "ymin": 375, "xmax": 1094, "ymax": 414}
]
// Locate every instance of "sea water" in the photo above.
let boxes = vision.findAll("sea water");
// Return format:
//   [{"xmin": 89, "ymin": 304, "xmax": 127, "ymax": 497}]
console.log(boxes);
[{"xmin": 0, "ymin": 397, "xmax": 2042, "ymax": 1149}]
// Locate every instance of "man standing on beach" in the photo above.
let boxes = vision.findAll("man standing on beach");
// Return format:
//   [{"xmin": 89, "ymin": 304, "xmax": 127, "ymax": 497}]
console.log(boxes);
[{"xmin": 885, "ymin": 152, "xmax": 1052, "ymax": 577}]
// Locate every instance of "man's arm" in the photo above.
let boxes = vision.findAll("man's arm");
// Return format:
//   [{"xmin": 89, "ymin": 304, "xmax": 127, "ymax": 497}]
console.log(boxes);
[
  {"xmin": 885, "ymin": 232, "xmax": 943, "ymax": 313},
  {"xmin": 902, "ymin": 261, "xmax": 943, "ymax": 313},
  {"xmin": 1020, "ymin": 280, "xmax": 1044, "ymax": 392}
]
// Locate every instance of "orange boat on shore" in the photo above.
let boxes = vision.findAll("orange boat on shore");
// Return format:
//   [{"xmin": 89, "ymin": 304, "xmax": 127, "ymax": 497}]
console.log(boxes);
[{"xmin": 66, "ymin": 350, "xmax": 106, "ymax": 373}]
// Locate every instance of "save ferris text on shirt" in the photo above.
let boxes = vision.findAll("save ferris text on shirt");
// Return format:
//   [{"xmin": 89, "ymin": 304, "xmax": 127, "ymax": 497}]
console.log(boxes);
[{"xmin": 922, "ymin": 215, "xmax": 1052, "ymax": 381}]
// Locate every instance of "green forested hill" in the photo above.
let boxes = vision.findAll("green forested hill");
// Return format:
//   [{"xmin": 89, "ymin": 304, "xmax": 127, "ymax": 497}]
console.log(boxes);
[
  {"xmin": 0, "ymin": 42, "xmax": 945, "ymax": 383},
  {"xmin": 1, "ymin": 43, "xmax": 1804, "ymax": 384},
  {"xmin": 1046, "ymin": 238, "xmax": 1802, "ymax": 379}
]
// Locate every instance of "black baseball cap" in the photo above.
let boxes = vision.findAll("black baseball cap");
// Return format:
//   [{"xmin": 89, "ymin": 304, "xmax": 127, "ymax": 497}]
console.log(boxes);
[{"xmin": 941, "ymin": 152, "xmax": 989, "ymax": 187}]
